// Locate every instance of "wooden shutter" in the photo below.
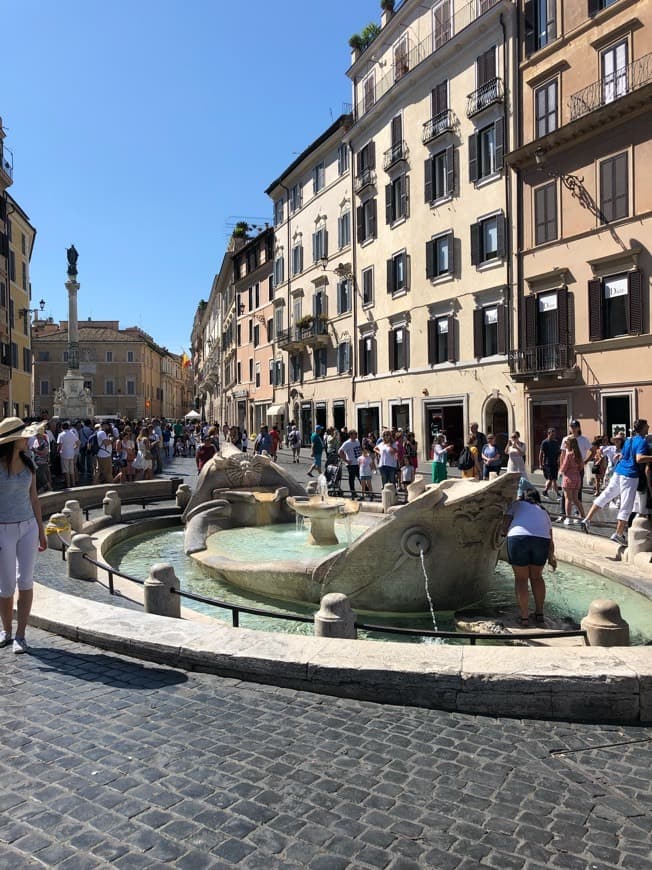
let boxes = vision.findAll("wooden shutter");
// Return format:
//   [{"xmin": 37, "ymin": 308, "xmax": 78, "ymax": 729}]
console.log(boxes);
[
  {"xmin": 385, "ymin": 183, "xmax": 393, "ymax": 225},
  {"xmin": 447, "ymin": 315, "xmax": 457, "ymax": 362},
  {"xmin": 323, "ymin": 229, "xmax": 328, "ymax": 259},
  {"xmin": 494, "ymin": 118, "xmax": 504, "ymax": 170},
  {"xmin": 425, "ymin": 240, "xmax": 435, "ymax": 279},
  {"xmin": 424, "ymin": 157, "xmax": 433, "ymax": 203},
  {"xmin": 470, "ymin": 222, "xmax": 480, "ymax": 265},
  {"xmin": 358, "ymin": 339, "xmax": 366, "ymax": 375},
  {"xmin": 388, "ymin": 331, "xmax": 396, "ymax": 371},
  {"xmin": 357, "ymin": 205, "xmax": 364, "ymax": 241},
  {"xmin": 368, "ymin": 141, "xmax": 376, "ymax": 170},
  {"xmin": 524, "ymin": 0, "xmax": 535, "ymax": 55},
  {"xmin": 557, "ymin": 286, "xmax": 569, "ymax": 346},
  {"xmin": 613, "ymin": 153, "xmax": 628, "ymax": 220},
  {"xmin": 468, "ymin": 134, "xmax": 478, "ymax": 183},
  {"xmin": 446, "ymin": 145, "xmax": 455, "ymax": 196},
  {"xmin": 391, "ymin": 115, "xmax": 402, "ymax": 147},
  {"xmin": 427, "ymin": 319, "xmax": 437, "ymax": 364},
  {"xmin": 588, "ymin": 0, "xmax": 601, "ymax": 15},
  {"xmin": 387, "ymin": 258, "xmax": 395, "ymax": 294},
  {"xmin": 525, "ymin": 294, "xmax": 537, "ymax": 348},
  {"xmin": 356, "ymin": 150, "xmax": 362, "ymax": 175},
  {"xmin": 588, "ymin": 278, "xmax": 603, "ymax": 341},
  {"xmin": 401, "ymin": 175, "xmax": 410, "ymax": 218},
  {"xmin": 404, "ymin": 330, "xmax": 410, "ymax": 370},
  {"xmin": 627, "ymin": 270, "xmax": 643, "ymax": 335},
  {"xmin": 0, "ymin": 198, "xmax": 5, "ymax": 221},
  {"xmin": 497, "ymin": 304, "xmax": 507, "ymax": 354},
  {"xmin": 478, "ymin": 47, "xmax": 496, "ymax": 85},
  {"xmin": 473, "ymin": 308, "xmax": 484, "ymax": 358},
  {"xmin": 0, "ymin": 233, "xmax": 7, "ymax": 258},
  {"xmin": 433, "ymin": 81, "xmax": 448, "ymax": 115},
  {"xmin": 370, "ymin": 199, "xmax": 377, "ymax": 238},
  {"xmin": 447, "ymin": 232, "xmax": 455, "ymax": 276},
  {"xmin": 600, "ymin": 158, "xmax": 613, "ymax": 222},
  {"xmin": 312, "ymin": 231, "xmax": 317, "ymax": 262},
  {"xmin": 496, "ymin": 214, "xmax": 506, "ymax": 259},
  {"xmin": 404, "ymin": 253, "xmax": 410, "ymax": 291}
]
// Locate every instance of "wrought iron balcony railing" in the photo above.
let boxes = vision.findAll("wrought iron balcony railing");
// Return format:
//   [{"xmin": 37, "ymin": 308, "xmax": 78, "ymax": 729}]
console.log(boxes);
[
  {"xmin": 383, "ymin": 141, "xmax": 409, "ymax": 171},
  {"xmin": 354, "ymin": 0, "xmax": 500, "ymax": 119},
  {"xmin": 422, "ymin": 109, "xmax": 455, "ymax": 144},
  {"xmin": 277, "ymin": 320, "xmax": 329, "ymax": 349},
  {"xmin": 508, "ymin": 343, "xmax": 576, "ymax": 378},
  {"xmin": 354, "ymin": 168, "xmax": 376, "ymax": 194},
  {"xmin": 568, "ymin": 52, "xmax": 652, "ymax": 121},
  {"xmin": 0, "ymin": 146, "xmax": 12, "ymax": 181},
  {"xmin": 466, "ymin": 77, "xmax": 503, "ymax": 117}
]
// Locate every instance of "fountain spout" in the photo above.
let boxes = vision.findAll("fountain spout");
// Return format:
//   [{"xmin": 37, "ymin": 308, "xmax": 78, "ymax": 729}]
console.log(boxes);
[{"xmin": 318, "ymin": 473, "xmax": 328, "ymax": 502}]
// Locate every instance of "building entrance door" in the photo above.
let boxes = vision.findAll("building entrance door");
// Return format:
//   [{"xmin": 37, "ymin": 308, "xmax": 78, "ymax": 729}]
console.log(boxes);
[
  {"xmin": 357, "ymin": 406, "xmax": 380, "ymax": 439},
  {"xmin": 391, "ymin": 403, "xmax": 410, "ymax": 432},
  {"xmin": 426, "ymin": 402, "xmax": 464, "ymax": 458},
  {"xmin": 300, "ymin": 404, "xmax": 313, "ymax": 447},
  {"xmin": 532, "ymin": 401, "xmax": 567, "ymax": 469},
  {"xmin": 484, "ymin": 398, "xmax": 509, "ymax": 458},
  {"xmin": 332, "ymin": 402, "xmax": 346, "ymax": 432},
  {"xmin": 315, "ymin": 403, "xmax": 327, "ymax": 430},
  {"xmin": 604, "ymin": 394, "xmax": 630, "ymax": 439}
]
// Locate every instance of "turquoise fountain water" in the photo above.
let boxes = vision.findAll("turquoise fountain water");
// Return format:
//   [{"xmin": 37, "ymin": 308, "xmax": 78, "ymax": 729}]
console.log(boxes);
[{"xmin": 107, "ymin": 526, "xmax": 652, "ymax": 645}]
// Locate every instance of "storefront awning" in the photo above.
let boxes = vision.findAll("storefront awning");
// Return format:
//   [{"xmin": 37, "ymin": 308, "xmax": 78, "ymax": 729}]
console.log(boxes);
[{"xmin": 266, "ymin": 404, "xmax": 286, "ymax": 417}]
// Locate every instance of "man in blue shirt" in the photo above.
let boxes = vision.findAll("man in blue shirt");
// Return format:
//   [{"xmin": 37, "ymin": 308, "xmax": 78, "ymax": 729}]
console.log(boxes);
[
  {"xmin": 582, "ymin": 419, "xmax": 651, "ymax": 545},
  {"xmin": 307, "ymin": 426, "xmax": 325, "ymax": 477},
  {"xmin": 253, "ymin": 425, "xmax": 272, "ymax": 455}
]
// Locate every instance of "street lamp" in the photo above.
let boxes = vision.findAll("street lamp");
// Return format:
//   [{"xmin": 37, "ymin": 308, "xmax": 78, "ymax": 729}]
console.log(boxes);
[{"xmin": 534, "ymin": 147, "xmax": 585, "ymax": 197}]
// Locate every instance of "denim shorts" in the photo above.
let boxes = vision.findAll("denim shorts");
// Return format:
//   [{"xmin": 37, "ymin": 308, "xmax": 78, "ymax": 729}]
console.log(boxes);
[{"xmin": 507, "ymin": 535, "xmax": 550, "ymax": 567}]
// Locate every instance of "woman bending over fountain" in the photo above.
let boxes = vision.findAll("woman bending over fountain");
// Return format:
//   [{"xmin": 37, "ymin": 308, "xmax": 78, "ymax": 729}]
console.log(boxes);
[{"xmin": 502, "ymin": 489, "xmax": 556, "ymax": 627}]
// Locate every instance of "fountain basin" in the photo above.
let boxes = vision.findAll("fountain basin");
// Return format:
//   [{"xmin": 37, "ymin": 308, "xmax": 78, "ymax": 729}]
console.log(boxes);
[{"xmin": 287, "ymin": 495, "xmax": 359, "ymax": 545}]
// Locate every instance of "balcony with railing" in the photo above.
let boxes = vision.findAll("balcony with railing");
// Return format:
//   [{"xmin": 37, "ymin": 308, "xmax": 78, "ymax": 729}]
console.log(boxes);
[
  {"xmin": 383, "ymin": 140, "xmax": 409, "ymax": 171},
  {"xmin": 354, "ymin": 0, "xmax": 500, "ymax": 119},
  {"xmin": 508, "ymin": 343, "xmax": 576, "ymax": 380},
  {"xmin": 277, "ymin": 319, "xmax": 329, "ymax": 352},
  {"xmin": 0, "ymin": 145, "xmax": 13, "ymax": 184},
  {"xmin": 568, "ymin": 52, "xmax": 652, "ymax": 122},
  {"xmin": 466, "ymin": 77, "xmax": 503, "ymax": 117},
  {"xmin": 422, "ymin": 109, "xmax": 455, "ymax": 144},
  {"xmin": 354, "ymin": 168, "xmax": 376, "ymax": 194}
]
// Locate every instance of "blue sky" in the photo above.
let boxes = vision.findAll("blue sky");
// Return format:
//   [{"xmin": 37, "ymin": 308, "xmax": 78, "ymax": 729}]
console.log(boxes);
[{"xmin": 4, "ymin": 0, "xmax": 379, "ymax": 353}]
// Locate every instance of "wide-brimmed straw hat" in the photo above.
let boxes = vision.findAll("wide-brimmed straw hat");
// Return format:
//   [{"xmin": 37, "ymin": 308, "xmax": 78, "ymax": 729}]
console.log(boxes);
[{"xmin": 0, "ymin": 416, "xmax": 46, "ymax": 446}]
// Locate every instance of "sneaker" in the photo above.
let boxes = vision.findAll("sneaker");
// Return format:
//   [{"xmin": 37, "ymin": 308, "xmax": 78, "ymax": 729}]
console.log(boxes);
[
  {"xmin": 12, "ymin": 637, "xmax": 28, "ymax": 655},
  {"xmin": 580, "ymin": 519, "xmax": 590, "ymax": 534},
  {"xmin": 0, "ymin": 630, "xmax": 12, "ymax": 648},
  {"xmin": 554, "ymin": 516, "xmax": 565, "ymax": 523},
  {"xmin": 610, "ymin": 533, "xmax": 627, "ymax": 547},
  {"xmin": 563, "ymin": 517, "xmax": 572, "ymax": 526}
]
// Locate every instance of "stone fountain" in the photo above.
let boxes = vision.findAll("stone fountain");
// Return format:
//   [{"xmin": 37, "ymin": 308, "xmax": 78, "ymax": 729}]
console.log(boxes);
[{"xmin": 182, "ymin": 445, "xmax": 520, "ymax": 613}]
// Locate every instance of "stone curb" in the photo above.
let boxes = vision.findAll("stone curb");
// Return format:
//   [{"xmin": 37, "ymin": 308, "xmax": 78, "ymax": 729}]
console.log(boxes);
[{"xmin": 29, "ymin": 581, "xmax": 652, "ymax": 724}]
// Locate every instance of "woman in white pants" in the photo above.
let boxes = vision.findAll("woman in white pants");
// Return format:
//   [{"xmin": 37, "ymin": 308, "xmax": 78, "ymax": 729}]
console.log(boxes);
[{"xmin": 0, "ymin": 417, "xmax": 48, "ymax": 654}]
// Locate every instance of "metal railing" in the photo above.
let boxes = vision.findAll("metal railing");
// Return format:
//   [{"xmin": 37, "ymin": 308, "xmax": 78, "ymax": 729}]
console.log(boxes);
[
  {"xmin": 277, "ymin": 320, "xmax": 329, "ymax": 348},
  {"xmin": 466, "ymin": 77, "xmax": 503, "ymax": 117},
  {"xmin": 0, "ymin": 146, "xmax": 13, "ymax": 180},
  {"xmin": 569, "ymin": 52, "xmax": 652, "ymax": 121},
  {"xmin": 508, "ymin": 343, "xmax": 576, "ymax": 377},
  {"xmin": 383, "ymin": 141, "xmax": 409, "ymax": 171},
  {"xmin": 355, "ymin": 0, "xmax": 500, "ymax": 118},
  {"xmin": 354, "ymin": 168, "xmax": 376, "ymax": 193},
  {"xmin": 79, "ymin": 551, "xmax": 588, "ymax": 644},
  {"xmin": 422, "ymin": 109, "xmax": 455, "ymax": 143}
]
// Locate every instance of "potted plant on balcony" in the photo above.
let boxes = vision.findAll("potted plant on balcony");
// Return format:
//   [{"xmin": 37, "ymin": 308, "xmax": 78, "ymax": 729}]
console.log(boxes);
[
  {"xmin": 381, "ymin": 0, "xmax": 395, "ymax": 12},
  {"xmin": 296, "ymin": 315, "xmax": 314, "ymax": 329}
]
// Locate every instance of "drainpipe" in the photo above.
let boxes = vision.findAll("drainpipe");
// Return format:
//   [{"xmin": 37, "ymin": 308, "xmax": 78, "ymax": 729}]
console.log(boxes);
[
  {"xmin": 349, "ymin": 141, "xmax": 357, "ymax": 410},
  {"xmin": 279, "ymin": 182, "xmax": 291, "ymax": 421}
]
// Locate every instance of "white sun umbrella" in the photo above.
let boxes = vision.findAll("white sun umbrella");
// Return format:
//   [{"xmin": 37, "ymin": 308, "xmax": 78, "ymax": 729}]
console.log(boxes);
[{"xmin": 184, "ymin": 410, "xmax": 201, "ymax": 420}]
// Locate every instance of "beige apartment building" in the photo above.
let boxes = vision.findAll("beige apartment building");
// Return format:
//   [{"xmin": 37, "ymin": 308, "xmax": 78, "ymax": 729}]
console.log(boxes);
[
  {"xmin": 0, "ymin": 117, "xmax": 12, "ymax": 410},
  {"xmin": 192, "ymin": 251, "xmax": 229, "ymax": 424},
  {"xmin": 33, "ymin": 319, "xmax": 189, "ymax": 420},
  {"xmin": 266, "ymin": 114, "xmax": 354, "ymax": 441},
  {"xmin": 508, "ymin": 0, "xmax": 652, "ymax": 457},
  {"xmin": 346, "ymin": 0, "xmax": 520, "ymax": 458}
]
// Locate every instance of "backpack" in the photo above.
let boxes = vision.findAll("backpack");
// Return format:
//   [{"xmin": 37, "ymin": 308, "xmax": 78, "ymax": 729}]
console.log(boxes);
[
  {"xmin": 87, "ymin": 432, "xmax": 100, "ymax": 456},
  {"xmin": 457, "ymin": 446, "xmax": 474, "ymax": 471}
]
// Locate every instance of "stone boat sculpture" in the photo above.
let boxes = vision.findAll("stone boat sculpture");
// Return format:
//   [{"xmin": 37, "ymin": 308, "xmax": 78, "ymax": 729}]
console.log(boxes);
[{"xmin": 182, "ymin": 445, "xmax": 520, "ymax": 613}]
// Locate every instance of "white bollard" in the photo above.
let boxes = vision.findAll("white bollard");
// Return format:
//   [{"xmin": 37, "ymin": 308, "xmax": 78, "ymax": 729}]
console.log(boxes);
[
  {"xmin": 102, "ymin": 490, "xmax": 122, "ymax": 522},
  {"xmin": 382, "ymin": 483, "xmax": 398, "ymax": 513},
  {"xmin": 314, "ymin": 593, "xmax": 357, "ymax": 639},
  {"xmin": 67, "ymin": 534, "xmax": 98, "ymax": 581},
  {"xmin": 175, "ymin": 484, "xmax": 192, "ymax": 511},
  {"xmin": 63, "ymin": 499, "xmax": 84, "ymax": 533},
  {"xmin": 626, "ymin": 515, "xmax": 652, "ymax": 563},
  {"xmin": 144, "ymin": 563, "xmax": 181, "ymax": 618},
  {"xmin": 581, "ymin": 599, "xmax": 630, "ymax": 647}
]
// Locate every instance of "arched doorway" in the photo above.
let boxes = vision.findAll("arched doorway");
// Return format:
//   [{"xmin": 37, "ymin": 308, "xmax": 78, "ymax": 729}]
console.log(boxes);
[{"xmin": 485, "ymin": 397, "xmax": 509, "ymax": 459}]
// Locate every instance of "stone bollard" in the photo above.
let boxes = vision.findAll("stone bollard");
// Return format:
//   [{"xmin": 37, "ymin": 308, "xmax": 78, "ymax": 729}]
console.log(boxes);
[
  {"xmin": 581, "ymin": 599, "xmax": 630, "ymax": 647},
  {"xmin": 382, "ymin": 483, "xmax": 398, "ymax": 513},
  {"xmin": 102, "ymin": 490, "xmax": 122, "ymax": 522},
  {"xmin": 67, "ymin": 534, "xmax": 98, "ymax": 581},
  {"xmin": 626, "ymin": 515, "xmax": 652, "ymax": 563},
  {"xmin": 63, "ymin": 499, "xmax": 84, "ymax": 533},
  {"xmin": 407, "ymin": 476, "xmax": 426, "ymax": 502},
  {"xmin": 45, "ymin": 513, "xmax": 72, "ymax": 551},
  {"xmin": 175, "ymin": 484, "xmax": 192, "ymax": 511},
  {"xmin": 144, "ymin": 563, "xmax": 181, "ymax": 619},
  {"xmin": 314, "ymin": 593, "xmax": 357, "ymax": 639}
]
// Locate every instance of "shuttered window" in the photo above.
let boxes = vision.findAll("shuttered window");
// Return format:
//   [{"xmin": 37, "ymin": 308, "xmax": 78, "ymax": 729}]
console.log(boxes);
[
  {"xmin": 362, "ymin": 267, "xmax": 374, "ymax": 305},
  {"xmin": 428, "ymin": 316, "xmax": 455, "ymax": 365},
  {"xmin": 599, "ymin": 152, "xmax": 628, "ymax": 223},
  {"xmin": 385, "ymin": 174, "xmax": 409, "ymax": 224},
  {"xmin": 534, "ymin": 79, "xmax": 557, "ymax": 137},
  {"xmin": 357, "ymin": 198, "xmax": 377, "ymax": 243},
  {"xmin": 469, "ymin": 119, "xmax": 503, "ymax": 181},
  {"xmin": 426, "ymin": 233, "xmax": 455, "ymax": 279},
  {"xmin": 534, "ymin": 182, "xmax": 557, "ymax": 245},
  {"xmin": 588, "ymin": 271, "xmax": 643, "ymax": 341},
  {"xmin": 424, "ymin": 146, "xmax": 454, "ymax": 203},
  {"xmin": 386, "ymin": 251, "xmax": 410, "ymax": 294},
  {"xmin": 470, "ymin": 215, "xmax": 506, "ymax": 265}
]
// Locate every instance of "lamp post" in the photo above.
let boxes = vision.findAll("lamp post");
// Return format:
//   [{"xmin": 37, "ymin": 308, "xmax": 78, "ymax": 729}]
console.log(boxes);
[{"xmin": 534, "ymin": 147, "xmax": 586, "ymax": 200}]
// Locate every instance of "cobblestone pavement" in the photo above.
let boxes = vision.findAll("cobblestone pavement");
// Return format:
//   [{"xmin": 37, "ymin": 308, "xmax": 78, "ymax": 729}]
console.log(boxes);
[{"xmin": 2, "ymin": 629, "xmax": 651, "ymax": 868}]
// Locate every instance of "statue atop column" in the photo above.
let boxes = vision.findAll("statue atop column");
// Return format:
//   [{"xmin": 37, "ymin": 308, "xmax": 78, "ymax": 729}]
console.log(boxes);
[{"xmin": 66, "ymin": 244, "xmax": 79, "ymax": 278}]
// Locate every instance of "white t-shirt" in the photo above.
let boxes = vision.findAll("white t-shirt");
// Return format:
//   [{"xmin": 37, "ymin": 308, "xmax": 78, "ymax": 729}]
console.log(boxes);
[
  {"xmin": 339, "ymin": 439, "xmax": 361, "ymax": 465},
  {"xmin": 377, "ymin": 443, "xmax": 398, "ymax": 468},
  {"xmin": 561, "ymin": 434, "xmax": 591, "ymax": 460},
  {"xmin": 601, "ymin": 445, "xmax": 618, "ymax": 469},
  {"xmin": 97, "ymin": 430, "xmax": 112, "ymax": 458},
  {"xmin": 57, "ymin": 429, "xmax": 79, "ymax": 460},
  {"xmin": 506, "ymin": 500, "xmax": 552, "ymax": 539}
]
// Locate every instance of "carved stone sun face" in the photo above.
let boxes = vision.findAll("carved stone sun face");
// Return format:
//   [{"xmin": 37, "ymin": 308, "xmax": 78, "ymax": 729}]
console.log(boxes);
[{"xmin": 223, "ymin": 453, "xmax": 266, "ymax": 488}]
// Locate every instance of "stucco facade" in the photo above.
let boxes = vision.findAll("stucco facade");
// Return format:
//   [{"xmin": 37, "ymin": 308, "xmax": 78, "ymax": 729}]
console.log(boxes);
[{"xmin": 509, "ymin": 0, "xmax": 652, "ymax": 457}]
